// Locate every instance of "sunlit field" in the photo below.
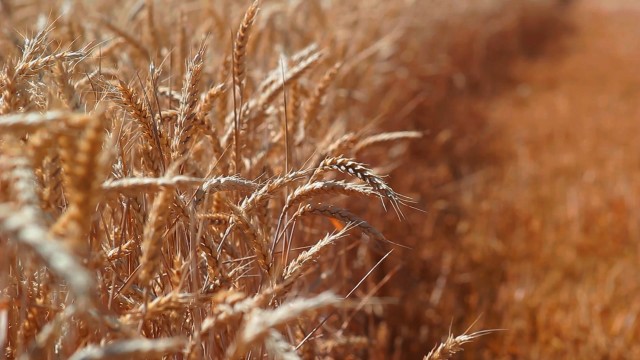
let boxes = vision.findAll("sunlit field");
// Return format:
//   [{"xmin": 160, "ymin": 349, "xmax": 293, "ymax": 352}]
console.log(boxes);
[{"xmin": 11, "ymin": 0, "xmax": 640, "ymax": 359}]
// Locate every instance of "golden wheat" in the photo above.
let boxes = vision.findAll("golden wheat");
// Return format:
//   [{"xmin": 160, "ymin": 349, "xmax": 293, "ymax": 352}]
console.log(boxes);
[{"xmin": 0, "ymin": 0, "xmax": 569, "ymax": 358}]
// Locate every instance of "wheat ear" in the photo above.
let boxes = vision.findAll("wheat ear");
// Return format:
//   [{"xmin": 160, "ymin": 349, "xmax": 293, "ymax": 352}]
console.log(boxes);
[
  {"xmin": 353, "ymin": 131, "xmax": 423, "ymax": 155},
  {"xmin": 50, "ymin": 113, "xmax": 107, "ymax": 256},
  {"xmin": 272, "ymin": 181, "xmax": 376, "ymax": 249},
  {"xmin": 291, "ymin": 203, "xmax": 389, "ymax": 248},
  {"xmin": 68, "ymin": 337, "xmax": 187, "ymax": 360},
  {"xmin": 0, "ymin": 111, "xmax": 80, "ymax": 134},
  {"xmin": 233, "ymin": 0, "xmax": 260, "ymax": 88},
  {"xmin": 283, "ymin": 226, "xmax": 352, "ymax": 284},
  {"xmin": 173, "ymin": 41, "xmax": 207, "ymax": 161},
  {"xmin": 114, "ymin": 79, "xmax": 166, "ymax": 175},
  {"xmin": 138, "ymin": 185, "xmax": 173, "ymax": 285},
  {"xmin": 226, "ymin": 292, "xmax": 340, "ymax": 359},
  {"xmin": 312, "ymin": 156, "xmax": 410, "ymax": 215},
  {"xmin": 424, "ymin": 330, "xmax": 496, "ymax": 360},
  {"xmin": 227, "ymin": 202, "xmax": 270, "ymax": 275},
  {"xmin": 302, "ymin": 62, "xmax": 341, "ymax": 131}
]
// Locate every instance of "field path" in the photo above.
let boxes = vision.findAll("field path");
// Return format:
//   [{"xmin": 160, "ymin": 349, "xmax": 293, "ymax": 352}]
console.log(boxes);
[{"xmin": 477, "ymin": 0, "xmax": 640, "ymax": 357}]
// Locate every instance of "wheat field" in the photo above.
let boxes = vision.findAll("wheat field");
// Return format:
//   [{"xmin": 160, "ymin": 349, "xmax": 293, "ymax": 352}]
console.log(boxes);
[{"xmin": 0, "ymin": 0, "xmax": 571, "ymax": 359}]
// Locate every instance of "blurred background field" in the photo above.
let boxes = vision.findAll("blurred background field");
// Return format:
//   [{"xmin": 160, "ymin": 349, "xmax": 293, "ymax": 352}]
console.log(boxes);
[{"xmin": 389, "ymin": 0, "xmax": 640, "ymax": 358}]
